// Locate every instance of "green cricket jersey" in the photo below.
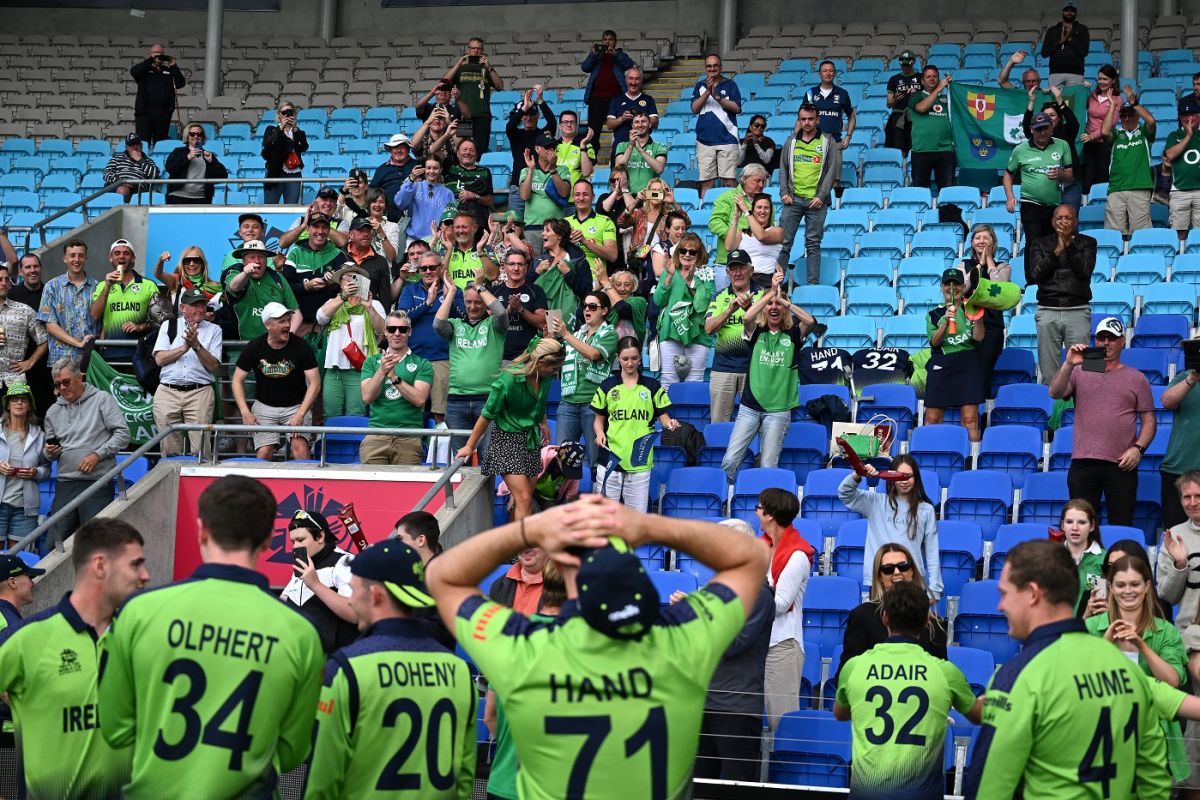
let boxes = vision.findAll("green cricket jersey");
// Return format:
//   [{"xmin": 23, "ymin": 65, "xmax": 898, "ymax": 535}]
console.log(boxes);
[
  {"xmin": 561, "ymin": 321, "xmax": 617, "ymax": 404},
  {"xmin": 1108, "ymin": 123, "xmax": 1155, "ymax": 193},
  {"xmin": 91, "ymin": 273, "xmax": 156, "ymax": 339},
  {"xmin": 836, "ymin": 639, "xmax": 977, "ymax": 799},
  {"xmin": 447, "ymin": 316, "xmax": 506, "ymax": 396},
  {"xmin": 590, "ymin": 375, "xmax": 671, "ymax": 473},
  {"xmin": 790, "ymin": 136, "xmax": 825, "ymax": 198},
  {"xmin": 1166, "ymin": 129, "xmax": 1200, "ymax": 191},
  {"xmin": 706, "ymin": 289, "xmax": 763, "ymax": 374},
  {"xmin": 613, "ymin": 139, "xmax": 669, "ymax": 194},
  {"xmin": 926, "ymin": 305, "xmax": 976, "ymax": 354},
  {"xmin": 909, "ymin": 90, "xmax": 953, "ymax": 153},
  {"xmin": 520, "ymin": 166, "xmax": 571, "ymax": 226},
  {"xmin": 0, "ymin": 594, "xmax": 132, "ymax": 799},
  {"xmin": 221, "ymin": 267, "xmax": 299, "ymax": 340},
  {"xmin": 963, "ymin": 618, "xmax": 1171, "ymax": 800},
  {"xmin": 305, "ymin": 618, "xmax": 476, "ymax": 799},
  {"xmin": 566, "ymin": 212, "xmax": 618, "ymax": 275},
  {"xmin": 98, "ymin": 564, "xmax": 325, "ymax": 800},
  {"xmin": 1006, "ymin": 138, "xmax": 1073, "ymax": 207},
  {"xmin": 743, "ymin": 326, "xmax": 803, "ymax": 413},
  {"xmin": 361, "ymin": 351, "xmax": 434, "ymax": 430},
  {"xmin": 447, "ymin": 248, "xmax": 482, "ymax": 290},
  {"xmin": 455, "ymin": 583, "xmax": 745, "ymax": 800}
]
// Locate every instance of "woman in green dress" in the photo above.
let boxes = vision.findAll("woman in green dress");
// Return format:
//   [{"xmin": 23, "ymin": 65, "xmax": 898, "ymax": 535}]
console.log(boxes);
[{"xmin": 1085, "ymin": 554, "xmax": 1189, "ymax": 784}]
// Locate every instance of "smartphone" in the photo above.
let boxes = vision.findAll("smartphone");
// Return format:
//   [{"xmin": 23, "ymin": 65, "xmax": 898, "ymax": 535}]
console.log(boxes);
[
  {"xmin": 292, "ymin": 546, "xmax": 308, "ymax": 577},
  {"xmin": 1086, "ymin": 574, "xmax": 1108, "ymax": 599},
  {"xmin": 45, "ymin": 437, "xmax": 60, "ymax": 447},
  {"xmin": 468, "ymin": 55, "xmax": 481, "ymax": 64},
  {"xmin": 1183, "ymin": 338, "xmax": 1200, "ymax": 372},
  {"xmin": 547, "ymin": 308, "xmax": 563, "ymax": 333},
  {"xmin": 353, "ymin": 274, "xmax": 370, "ymax": 300},
  {"xmin": 1081, "ymin": 346, "xmax": 1107, "ymax": 373}
]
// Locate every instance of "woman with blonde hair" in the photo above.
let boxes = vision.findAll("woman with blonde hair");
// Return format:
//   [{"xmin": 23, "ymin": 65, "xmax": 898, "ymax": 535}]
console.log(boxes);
[
  {"xmin": 601, "ymin": 269, "xmax": 646, "ymax": 343},
  {"xmin": 154, "ymin": 245, "xmax": 221, "ymax": 300},
  {"xmin": 652, "ymin": 232, "xmax": 714, "ymax": 387},
  {"xmin": 456, "ymin": 337, "xmax": 564, "ymax": 520},
  {"xmin": 837, "ymin": 543, "xmax": 948, "ymax": 676},
  {"xmin": 958, "ymin": 223, "xmax": 1011, "ymax": 392}
]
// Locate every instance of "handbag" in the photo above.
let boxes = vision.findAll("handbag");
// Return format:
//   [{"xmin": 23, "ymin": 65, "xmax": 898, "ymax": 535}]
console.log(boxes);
[{"xmin": 340, "ymin": 322, "xmax": 366, "ymax": 370}]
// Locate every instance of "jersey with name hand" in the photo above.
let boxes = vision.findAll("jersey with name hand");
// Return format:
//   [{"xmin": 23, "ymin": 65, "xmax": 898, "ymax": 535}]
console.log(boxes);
[
  {"xmin": 455, "ymin": 584, "xmax": 745, "ymax": 800},
  {"xmin": 0, "ymin": 596, "xmax": 132, "ymax": 799},
  {"xmin": 98, "ymin": 564, "xmax": 325, "ymax": 800},
  {"xmin": 836, "ymin": 640, "xmax": 976, "ymax": 799},
  {"xmin": 964, "ymin": 620, "xmax": 1170, "ymax": 800},
  {"xmin": 305, "ymin": 617, "xmax": 477, "ymax": 799}
]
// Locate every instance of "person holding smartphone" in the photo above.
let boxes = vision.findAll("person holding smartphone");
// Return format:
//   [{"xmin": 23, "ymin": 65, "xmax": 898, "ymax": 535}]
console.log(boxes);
[
  {"xmin": 280, "ymin": 509, "xmax": 356, "ymax": 654},
  {"xmin": 442, "ymin": 36, "xmax": 504, "ymax": 154},
  {"xmin": 130, "ymin": 43, "xmax": 184, "ymax": 145},
  {"xmin": 0, "ymin": 384, "xmax": 47, "ymax": 548},
  {"xmin": 163, "ymin": 123, "xmax": 228, "ymax": 205},
  {"xmin": 262, "ymin": 101, "xmax": 309, "ymax": 204}
]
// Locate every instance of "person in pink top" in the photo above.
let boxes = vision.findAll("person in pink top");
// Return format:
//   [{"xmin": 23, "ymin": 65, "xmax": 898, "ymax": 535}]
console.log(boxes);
[
  {"xmin": 1080, "ymin": 64, "xmax": 1123, "ymax": 192},
  {"xmin": 1048, "ymin": 316, "xmax": 1154, "ymax": 526}
]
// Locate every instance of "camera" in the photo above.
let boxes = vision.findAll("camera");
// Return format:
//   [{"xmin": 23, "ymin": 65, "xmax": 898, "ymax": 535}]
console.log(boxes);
[
  {"xmin": 646, "ymin": 189, "xmax": 665, "ymax": 201},
  {"xmin": 467, "ymin": 55, "xmax": 481, "ymax": 64},
  {"xmin": 156, "ymin": 53, "xmax": 170, "ymax": 61}
]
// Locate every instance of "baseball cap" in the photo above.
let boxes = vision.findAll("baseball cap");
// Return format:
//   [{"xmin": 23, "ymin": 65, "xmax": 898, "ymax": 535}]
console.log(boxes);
[
  {"xmin": 898, "ymin": 50, "xmax": 916, "ymax": 63},
  {"xmin": 232, "ymin": 239, "xmax": 277, "ymax": 258},
  {"xmin": 557, "ymin": 442, "xmax": 585, "ymax": 479},
  {"xmin": 124, "ymin": 133, "xmax": 142, "ymax": 147},
  {"xmin": 439, "ymin": 207, "xmax": 459, "ymax": 224},
  {"xmin": 349, "ymin": 540, "xmax": 436, "ymax": 608},
  {"xmin": 1182, "ymin": 100, "xmax": 1200, "ymax": 115},
  {"xmin": 1095, "ymin": 316, "xmax": 1125, "ymax": 338},
  {"xmin": 385, "ymin": 133, "xmax": 412, "ymax": 148},
  {"xmin": 535, "ymin": 133, "xmax": 557, "ymax": 149},
  {"xmin": 260, "ymin": 302, "xmax": 293, "ymax": 324},
  {"xmin": 179, "ymin": 287, "xmax": 208, "ymax": 305},
  {"xmin": 940, "ymin": 267, "xmax": 965, "ymax": 285},
  {"xmin": 308, "ymin": 212, "xmax": 333, "ymax": 227},
  {"xmin": 316, "ymin": 186, "xmax": 339, "ymax": 200},
  {"xmin": 577, "ymin": 538, "xmax": 660, "ymax": 640},
  {"xmin": 0, "ymin": 553, "xmax": 43, "ymax": 579},
  {"xmin": 3, "ymin": 382, "xmax": 34, "ymax": 412},
  {"xmin": 1031, "ymin": 112, "xmax": 1054, "ymax": 129},
  {"xmin": 349, "ymin": 216, "xmax": 373, "ymax": 231},
  {"xmin": 726, "ymin": 248, "xmax": 752, "ymax": 267},
  {"xmin": 109, "ymin": 238, "xmax": 135, "ymax": 255},
  {"xmin": 237, "ymin": 212, "xmax": 265, "ymax": 228},
  {"xmin": 1063, "ymin": 1, "xmax": 1076, "ymax": 8}
]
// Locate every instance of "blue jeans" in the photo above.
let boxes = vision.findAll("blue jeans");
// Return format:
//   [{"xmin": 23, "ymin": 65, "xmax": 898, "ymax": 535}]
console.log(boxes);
[
  {"xmin": 507, "ymin": 185, "xmax": 526, "ymax": 222},
  {"xmin": 265, "ymin": 180, "xmax": 302, "ymax": 205},
  {"xmin": 445, "ymin": 396, "xmax": 491, "ymax": 459},
  {"xmin": 721, "ymin": 406, "xmax": 791, "ymax": 483},
  {"xmin": 778, "ymin": 199, "xmax": 829, "ymax": 284},
  {"xmin": 557, "ymin": 400, "xmax": 597, "ymax": 471},
  {"xmin": 1060, "ymin": 180, "xmax": 1083, "ymax": 211},
  {"xmin": 0, "ymin": 502, "xmax": 35, "ymax": 544}
]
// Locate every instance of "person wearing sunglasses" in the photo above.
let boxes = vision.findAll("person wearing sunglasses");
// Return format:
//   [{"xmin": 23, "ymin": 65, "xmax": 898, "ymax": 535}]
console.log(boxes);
[
  {"xmin": 154, "ymin": 246, "xmax": 220, "ymax": 312},
  {"xmin": 551, "ymin": 291, "xmax": 615, "ymax": 473},
  {"xmin": 738, "ymin": 114, "xmax": 778, "ymax": 176},
  {"xmin": 262, "ymin": 101, "xmax": 309, "ymax": 205},
  {"xmin": 163, "ymin": 123, "xmax": 229, "ymax": 205},
  {"xmin": 837, "ymin": 543, "xmax": 948, "ymax": 679},
  {"xmin": 396, "ymin": 251, "xmax": 461, "ymax": 425},
  {"xmin": 653, "ymin": 232, "xmax": 714, "ymax": 387},
  {"xmin": 435, "ymin": 268, "xmax": 507, "ymax": 458},
  {"xmin": 359, "ymin": 310, "xmax": 432, "ymax": 465},
  {"xmin": 280, "ymin": 508, "xmax": 357, "ymax": 654}
]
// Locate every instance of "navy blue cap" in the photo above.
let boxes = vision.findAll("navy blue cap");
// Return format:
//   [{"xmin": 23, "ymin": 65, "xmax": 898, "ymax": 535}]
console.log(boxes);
[
  {"xmin": 351, "ymin": 540, "xmax": 436, "ymax": 608},
  {"xmin": 576, "ymin": 538, "xmax": 659, "ymax": 640},
  {"xmin": 0, "ymin": 554, "xmax": 43, "ymax": 578}
]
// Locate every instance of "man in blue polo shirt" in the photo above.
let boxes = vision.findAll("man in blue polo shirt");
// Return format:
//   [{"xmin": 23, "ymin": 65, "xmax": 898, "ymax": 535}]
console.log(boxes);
[
  {"xmin": 802, "ymin": 60, "xmax": 856, "ymax": 150},
  {"xmin": 691, "ymin": 54, "xmax": 742, "ymax": 199}
]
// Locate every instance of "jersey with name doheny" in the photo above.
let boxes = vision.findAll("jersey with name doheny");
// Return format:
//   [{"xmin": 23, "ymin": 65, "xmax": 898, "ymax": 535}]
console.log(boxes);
[
  {"xmin": 963, "ymin": 618, "xmax": 1170, "ymax": 800},
  {"xmin": 305, "ymin": 617, "xmax": 477, "ymax": 800},
  {"xmin": 0, "ymin": 594, "xmax": 132, "ymax": 799},
  {"xmin": 98, "ymin": 564, "xmax": 325, "ymax": 800},
  {"xmin": 836, "ymin": 639, "xmax": 976, "ymax": 799},
  {"xmin": 455, "ymin": 583, "xmax": 745, "ymax": 800}
]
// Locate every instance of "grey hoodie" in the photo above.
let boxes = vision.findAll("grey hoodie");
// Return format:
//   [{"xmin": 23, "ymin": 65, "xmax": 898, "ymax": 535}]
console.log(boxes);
[{"xmin": 44, "ymin": 384, "xmax": 130, "ymax": 481}]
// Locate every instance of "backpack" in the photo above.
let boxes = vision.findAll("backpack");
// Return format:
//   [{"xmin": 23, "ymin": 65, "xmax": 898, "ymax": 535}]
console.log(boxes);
[
  {"xmin": 215, "ymin": 265, "xmax": 285, "ymax": 340},
  {"xmin": 132, "ymin": 279, "xmax": 176, "ymax": 394},
  {"xmin": 660, "ymin": 420, "xmax": 705, "ymax": 467}
]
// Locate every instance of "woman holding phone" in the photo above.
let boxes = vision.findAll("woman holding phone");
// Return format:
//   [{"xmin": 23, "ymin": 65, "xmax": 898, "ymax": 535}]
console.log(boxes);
[
  {"xmin": 0, "ymin": 384, "xmax": 47, "ymax": 547},
  {"xmin": 280, "ymin": 509, "xmax": 356, "ymax": 653},
  {"xmin": 261, "ymin": 100, "xmax": 309, "ymax": 204}
]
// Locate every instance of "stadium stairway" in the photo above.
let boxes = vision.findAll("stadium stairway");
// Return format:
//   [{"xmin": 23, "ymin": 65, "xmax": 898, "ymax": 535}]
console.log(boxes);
[{"xmin": 614, "ymin": 57, "xmax": 705, "ymax": 166}]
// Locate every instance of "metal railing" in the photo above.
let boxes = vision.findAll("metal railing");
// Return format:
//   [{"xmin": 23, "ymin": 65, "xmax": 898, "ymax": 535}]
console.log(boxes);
[{"xmin": 9, "ymin": 422, "xmax": 472, "ymax": 556}]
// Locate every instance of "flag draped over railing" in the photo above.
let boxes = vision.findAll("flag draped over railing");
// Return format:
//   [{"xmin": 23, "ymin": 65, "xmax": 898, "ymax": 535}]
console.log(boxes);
[{"xmin": 949, "ymin": 83, "xmax": 1090, "ymax": 169}]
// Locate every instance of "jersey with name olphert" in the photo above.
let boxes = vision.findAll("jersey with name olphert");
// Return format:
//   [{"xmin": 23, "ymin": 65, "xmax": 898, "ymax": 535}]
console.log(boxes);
[
  {"xmin": 963, "ymin": 618, "xmax": 1170, "ymax": 800},
  {"xmin": 0, "ymin": 595, "xmax": 131, "ymax": 799},
  {"xmin": 836, "ymin": 639, "xmax": 977, "ymax": 799},
  {"xmin": 98, "ymin": 564, "xmax": 325, "ymax": 800},
  {"xmin": 455, "ymin": 582, "xmax": 745, "ymax": 800},
  {"xmin": 305, "ymin": 617, "xmax": 477, "ymax": 799}
]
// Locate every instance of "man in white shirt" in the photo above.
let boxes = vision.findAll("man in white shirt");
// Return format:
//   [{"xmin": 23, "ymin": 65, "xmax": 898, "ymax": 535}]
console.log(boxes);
[{"xmin": 152, "ymin": 287, "xmax": 222, "ymax": 456}]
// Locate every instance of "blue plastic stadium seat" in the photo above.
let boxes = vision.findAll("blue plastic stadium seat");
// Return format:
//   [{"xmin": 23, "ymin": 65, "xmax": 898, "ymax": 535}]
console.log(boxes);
[
  {"xmin": 770, "ymin": 710, "xmax": 852, "ymax": 787},
  {"xmin": 939, "ymin": 520, "xmax": 984, "ymax": 596},
  {"xmin": 1132, "ymin": 314, "xmax": 1189, "ymax": 358},
  {"xmin": 821, "ymin": 317, "xmax": 877, "ymax": 351},
  {"xmin": 991, "ymin": 384, "xmax": 1053, "ymax": 431},
  {"xmin": 909, "ymin": 424, "xmax": 970, "ymax": 489},
  {"xmin": 945, "ymin": 471, "xmax": 1014, "ymax": 541},
  {"xmin": 948, "ymin": 646, "xmax": 996, "ymax": 696},
  {"xmin": 845, "ymin": 286, "xmax": 898, "ymax": 317},
  {"xmin": 731, "ymin": 467, "xmax": 796, "ymax": 521},
  {"xmin": 896, "ymin": 256, "xmax": 945, "ymax": 290},
  {"xmin": 666, "ymin": 382, "xmax": 711, "ymax": 430},
  {"xmin": 802, "ymin": 576, "xmax": 862, "ymax": 652},
  {"xmin": 880, "ymin": 316, "xmax": 927, "ymax": 351},
  {"xmin": 843, "ymin": 256, "xmax": 894, "ymax": 288},
  {"xmin": 649, "ymin": 571, "xmax": 698, "ymax": 604},
  {"xmin": 321, "ymin": 415, "xmax": 369, "ymax": 463},
  {"xmin": 910, "ymin": 229, "xmax": 961, "ymax": 261},
  {"xmin": 779, "ymin": 421, "xmax": 828, "ymax": 486},
  {"xmin": 955, "ymin": 580, "xmax": 1020, "ymax": 663},
  {"xmin": 1172, "ymin": 251, "xmax": 1200, "ymax": 283},
  {"xmin": 862, "ymin": 166, "xmax": 904, "ymax": 192},
  {"xmin": 857, "ymin": 231, "xmax": 907, "ymax": 265},
  {"xmin": 1120, "ymin": 348, "xmax": 1169, "ymax": 385},
  {"xmin": 799, "ymin": 640, "xmax": 824, "ymax": 708},
  {"xmin": 856, "ymin": 383, "xmax": 918, "ymax": 444},
  {"xmin": 990, "ymin": 349, "xmax": 1037, "ymax": 397},
  {"xmin": 1090, "ymin": 283, "xmax": 1135, "ymax": 319},
  {"xmin": 832, "ymin": 519, "xmax": 868, "ymax": 584},
  {"xmin": 699, "ymin": 422, "xmax": 755, "ymax": 472},
  {"xmin": 825, "ymin": 209, "xmax": 871, "ymax": 240},
  {"xmin": 791, "ymin": 285, "xmax": 841, "ymax": 318},
  {"xmin": 662, "ymin": 467, "xmax": 728, "ymax": 518},
  {"xmin": 1142, "ymin": 284, "xmax": 1197, "ymax": 318},
  {"xmin": 1019, "ymin": 472, "xmax": 1069, "ymax": 524},
  {"xmin": 840, "ymin": 187, "xmax": 885, "ymax": 213},
  {"xmin": 901, "ymin": 285, "xmax": 943, "ymax": 317},
  {"xmin": 1004, "ymin": 315, "xmax": 1038, "ymax": 351},
  {"xmin": 1128, "ymin": 227, "xmax": 1179, "ymax": 264},
  {"xmin": 1048, "ymin": 425, "xmax": 1073, "ymax": 471},
  {"xmin": 871, "ymin": 208, "xmax": 919, "ymax": 241},
  {"xmin": 990, "ymin": 523, "xmax": 1049, "ymax": 578},
  {"xmin": 978, "ymin": 425, "xmax": 1043, "ymax": 485},
  {"xmin": 1114, "ymin": 253, "xmax": 1168, "ymax": 288},
  {"xmin": 636, "ymin": 545, "xmax": 668, "ymax": 572},
  {"xmin": 802, "ymin": 468, "xmax": 862, "ymax": 537},
  {"xmin": 888, "ymin": 186, "xmax": 933, "ymax": 212}
]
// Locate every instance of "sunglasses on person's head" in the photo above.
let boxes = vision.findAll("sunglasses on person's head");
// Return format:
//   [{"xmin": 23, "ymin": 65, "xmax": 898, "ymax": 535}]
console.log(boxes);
[
  {"xmin": 678, "ymin": 247, "xmax": 700, "ymax": 256},
  {"xmin": 386, "ymin": 325, "xmax": 410, "ymax": 333},
  {"xmin": 879, "ymin": 561, "xmax": 913, "ymax": 575}
]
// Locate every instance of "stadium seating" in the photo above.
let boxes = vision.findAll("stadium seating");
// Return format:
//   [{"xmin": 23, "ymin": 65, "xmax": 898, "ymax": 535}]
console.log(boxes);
[
  {"xmin": 977, "ymin": 425, "xmax": 1043, "ymax": 485},
  {"xmin": 661, "ymin": 467, "xmax": 728, "ymax": 519},
  {"xmin": 948, "ymin": 645, "xmax": 996, "ymax": 696},
  {"xmin": 990, "ymin": 384, "xmax": 1053, "ymax": 431},
  {"xmin": 989, "ymin": 523, "xmax": 1048, "ymax": 578},
  {"xmin": 831, "ymin": 519, "xmax": 868, "ymax": 584},
  {"xmin": 803, "ymin": 469, "xmax": 863, "ymax": 538},
  {"xmin": 909, "ymin": 425, "xmax": 969, "ymax": 488},
  {"xmin": 955, "ymin": 580, "xmax": 1021, "ymax": 663},
  {"xmin": 730, "ymin": 467, "xmax": 796, "ymax": 521},
  {"xmin": 938, "ymin": 520, "xmax": 984, "ymax": 598},
  {"xmin": 944, "ymin": 471, "xmax": 1014, "ymax": 541},
  {"xmin": 770, "ymin": 710, "xmax": 852, "ymax": 788},
  {"xmin": 666, "ymin": 383, "xmax": 712, "ymax": 430},
  {"xmin": 699, "ymin": 422, "xmax": 755, "ymax": 471},
  {"xmin": 778, "ymin": 422, "xmax": 828, "ymax": 486},
  {"xmin": 1019, "ymin": 472, "xmax": 1070, "ymax": 525},
  {"xmin": 802, "ymin": 576, "xmax": 862, "ymax": 652}
]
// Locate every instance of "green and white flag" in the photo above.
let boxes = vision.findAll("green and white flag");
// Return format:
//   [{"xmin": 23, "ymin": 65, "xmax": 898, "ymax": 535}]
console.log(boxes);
[
  {"xmin": 86, "ymin": 354, "xmax": 157, "ymax": 445},
  {"xmin": 949, "ymin": 83, "xmax": 1089, "ymax": 168}
]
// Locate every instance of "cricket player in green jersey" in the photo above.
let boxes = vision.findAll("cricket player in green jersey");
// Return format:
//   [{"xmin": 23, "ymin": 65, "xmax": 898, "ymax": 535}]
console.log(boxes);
[
  {"xmin": 835, "ymin": 580, "xmax": 982, "ymax": 799},
  {"xmin": 305, "ymin": 539, "xmax": 475, "ymax": 799},
  {"xmin": 964, "ymin": 540, "xmax": 1171, "ymax": 800},
  {"xmin": 426, "ymin": 495, "xmax": 769, "ymax": 800},
  {"xmin": 99, "ymin": 475, "xmax": 325, "ymax": 799},
  {"xmin": 0, "ymin": 519, "xmax": 148, "ymax": 800}
]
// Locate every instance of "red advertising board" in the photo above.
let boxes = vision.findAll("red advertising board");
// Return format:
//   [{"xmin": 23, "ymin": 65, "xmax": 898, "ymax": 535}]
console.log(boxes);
[{"xmin": 173, "ymin": 467, "xmax": 456, "ymax": 586}]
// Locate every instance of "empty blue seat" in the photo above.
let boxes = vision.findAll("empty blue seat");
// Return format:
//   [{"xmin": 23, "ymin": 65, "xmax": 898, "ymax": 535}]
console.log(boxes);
[
  {"xmin": 1004, "ymin": 315, "xmax": 1038, "ymax": 351},
  {"xmin": 909, "ymin": 424, "xmax": 970, "ymax": 489},
  {"xmin": 1090, "ymin": 282, "xmax": 1136, "ymax": 319},
  {"xmin": 845, "ymin": 286, "xmax": 898, "ymax": 317},
  {"xmin": 888, "ymin": 186, "xmax": 933, "ymax": 212},
  {"xmin": 945, "ymin": 471, "xmax": 1014, "ymax": 541},
  {"xmin": 871, "ymin": 208, "xmax": 919, "ymax": 240},
  {"xmin": 662, "ymin": 467, "xmax": 728, "ymax": 518},
  {"xmin": 991, "ymin": 384, "xmax": 1053, "ymax": 431},
  {"xmin": 822, "ymin": 317, "xmax": 877, "ymax": 350},
  {"xmin": 779, "ymin": 421, "xmax": 828, "ymax": 486},
  {"xmin": 322, "ymin": 415, "xmax": 369, "ymax": 463},
  {"xmin": 862, "ymin": 147, "xmax": 904, "ymax": 171},
  {"xmin": 1129, "ymin": 227, "xmax": 1179, "ymax": 263},
  {"xmin": 948, "ymin": 645, "xmax": 996, "ymax": 695},
  {"xmin": 699, "ymin": 422, "xmax": 755, "ymax": 471},
  {"xmin": 832, "ymin": 519, "xmax": 868, "ymax": 584},
  {"xmin": 1048, "ymin": 425, "xmax": 1073, "ymax": 471},
  {"xmin": 770, "ymin": 710, "xmax": 852, "ymax": 788},
  {"xmin": 862, "ymin": 166, "xmax": 904, "ymax": 192},
  {"xmin": 971, "ymin": 206, "xmax": 1018, "ymax": 243},
  {"xmin": 1120, "ymin": 347, "xmax": 1169, "ymax": 385},
  {"xmin": 1132, "ymin": 314, "xmax": 1189, "ymax": 357},
  {"xmin": 897, "ymin": 256, "xmax": 945, "ymax": 290},
  {"xmin": 731, "ymin": 467, "xmax": 796, "ymax": 520},
  {"xmin": 955, "ymin": 580, "xmax": 1020, "ymax": 663},
  {"xmin": 1142, "ymin": 283, "xmax": 1197, "ymax": 317},
  {"xmin": 791, "ymin": 285, "xmax": 841, "ymax": 318},
  {"xmin": 857, "ymin": 231, "xmax": 907, "ymax": 265},
  {"xmin": 880, "ymin": 315, "xmax": 927, "ymax": 350},
  {"xmin": 990, "ymin": 523, "xmax": 1049, "ymax": 578},
  {"xmin": 1114, "ymin": 253, "xmax": 1168, "ymax": 287},
  {"xmin": 799, "ymin": 640, "xmax": 824, "ymax": 708},
  {"xmin": 843, "ymin": 256, "xmax": 894, "ymax": 288},
  {"xmin": 978, "ymin": 425, "xmax": 1043, "ymax": 484},
  {"xmin": 840, "ymin": 187, "xmax": 884, "ymax": 214},
  {"xmin": 825, "ymin": 209, "xmax": 871, "ymax": 239},
  {"xmin": 990, "ymin": 348, "xmax": 1037, "ymax": 397},
  {"xmin": 1019, "ymin": 472, "xmax": 1069, "ymax": 524},
  {"xmin": 1172, "ymin": 251, "xmax": 1200, "ymax": 283},
  {"xmin": 635, "ymin": 545, "xmax": 668, "ymax": 571},
  {"xmin": 666, "ymin": 382, "xmax": 711, "ymax": 430},
  {"xmin": 910, "ymin": 229, "xmax": 961, "ymax": 262},
  {"xmin": 802, "ymin": 468, "xmax": 862, "ymax": 538},
  {"xmin": 901, "ymin": 285, "xmax": 943, "ymax": 317},
  {"xmin": 939, "ymin": 520, "xmax": 984, "ymax": 596},
  {"xmin": 802, "ymin": 576, "xmax": 862, "ymax": 652}
]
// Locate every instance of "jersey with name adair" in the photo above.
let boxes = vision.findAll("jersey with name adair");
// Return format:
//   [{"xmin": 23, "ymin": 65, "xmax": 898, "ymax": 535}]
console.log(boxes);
[
  {"xmin": 98, "ymin": 563, "xmax": 325, "ymax": 800},
  {"xmin": 836, "ymin": 639, "xmax": 977, "ymax": 800},
  {"xmin": 455, "ymin": 583, "xmax": 745, "ymax": 800},
  {"xmin": 963, "ymin": 618, "xmax": 1171, "ymax": 800},
  {"xmin": 305, "ymin": 617, "xmax": 477, "ymax": 800},
  {"xmin": 0, "ymin": 594, "xmax": 131, "ymax": 799}
]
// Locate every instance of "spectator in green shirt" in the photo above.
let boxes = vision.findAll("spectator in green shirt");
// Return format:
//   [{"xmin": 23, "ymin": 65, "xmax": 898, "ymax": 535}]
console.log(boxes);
[
  {"xmin": 519, "ymin": 134, "xmax": 572, "ymax": 256},
  {"xmin": 550, "ymin": 290, "xmax": 617, "ymax": 473},
  {"xmin": 1163, "ymin": 100, "xmax": 1200, "ymax": 248},
  {"xmin": 653, "ymin": 232, "xmax": 715, "ymax": 387},
  {"xmin": 924, "ymin": 268, "xmax": 985, "ymax": 442},
  {"xmin": 533, "ymin": 218, "xmax": 594, "ymax": 321},
  {"xmin": 1057, "ymin": 498, "xmax": 1107, "ymax": 616},
  {"xmin": 1101, "ymin": 86, "xmax": 1156, "ymax": 235},
  {"xmin": 909, "ymin": 65, "xmax": 956, "ymax": 190},
  {"xmin": 359, "ymin": 310, "xmax": 433, "ymax": 465},
  {"xmin": 441, "ymin": 36, "xmax": 504, "ymax": 154},
  {"xmin": 613, "ymin": 111, "xmax": 668, "ymax": 194}
]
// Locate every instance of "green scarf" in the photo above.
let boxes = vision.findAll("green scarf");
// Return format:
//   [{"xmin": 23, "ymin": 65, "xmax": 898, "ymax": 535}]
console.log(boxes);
[{"xmin": 326, "ymin": 301, "xmax": 380, "ymax": 359}]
